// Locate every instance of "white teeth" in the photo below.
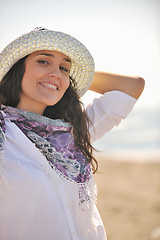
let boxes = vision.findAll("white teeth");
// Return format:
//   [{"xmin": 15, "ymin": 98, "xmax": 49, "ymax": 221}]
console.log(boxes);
[{"xmin": 41, "ymin": 82, "xmax": 58, "ymax": 90}]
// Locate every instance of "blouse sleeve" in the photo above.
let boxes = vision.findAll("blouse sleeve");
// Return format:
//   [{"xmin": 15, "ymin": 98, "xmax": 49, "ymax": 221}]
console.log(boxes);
[{"xmin": 85, "ymin": 90, "xmax": 137, "ymax": 143}]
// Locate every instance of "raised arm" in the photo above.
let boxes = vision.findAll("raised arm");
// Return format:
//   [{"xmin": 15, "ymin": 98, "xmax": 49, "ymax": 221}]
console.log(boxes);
[{"xmin": 89, "ymin": 71, "xmax": 145, "ymax": 99}]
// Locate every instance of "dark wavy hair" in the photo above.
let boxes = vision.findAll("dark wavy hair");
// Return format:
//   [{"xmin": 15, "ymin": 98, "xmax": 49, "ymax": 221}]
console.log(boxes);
[{"xmin": 0, "ymin": 56, "xmax": 98, "ymax": 173}]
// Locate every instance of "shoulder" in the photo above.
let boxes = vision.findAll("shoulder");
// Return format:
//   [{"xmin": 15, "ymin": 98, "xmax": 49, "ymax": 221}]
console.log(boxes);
[
  {"xmin": 86, "ymin": 90, "xmax": 137, "ymax": 116},
  {"xmin": 84, "ymin": 91, "xmax": 137, "ymax": 142}
]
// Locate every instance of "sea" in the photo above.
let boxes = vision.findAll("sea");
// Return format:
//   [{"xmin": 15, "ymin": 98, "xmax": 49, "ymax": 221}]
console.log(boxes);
[{"xmin": 93, "ymin": 107, "xmax": 160, "ymax": 162}]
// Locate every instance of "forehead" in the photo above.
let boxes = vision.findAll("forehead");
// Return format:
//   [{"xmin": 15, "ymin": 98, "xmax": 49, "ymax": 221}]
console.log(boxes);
[{"xmin": 27, "ymin": 50, "xmax": 71, "ymax": 63}]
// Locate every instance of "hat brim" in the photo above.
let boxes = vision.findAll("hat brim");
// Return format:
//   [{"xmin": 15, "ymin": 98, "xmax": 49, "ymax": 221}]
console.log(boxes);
[{"xmin": 0, "ymin": 29, "xmax": 95, "ymax": 97}]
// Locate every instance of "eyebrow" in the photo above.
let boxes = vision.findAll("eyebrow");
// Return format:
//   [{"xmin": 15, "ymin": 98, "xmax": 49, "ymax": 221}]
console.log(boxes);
[{"xmin": 36, "ymin": 53, "xmax": 71, "ymax": 63}]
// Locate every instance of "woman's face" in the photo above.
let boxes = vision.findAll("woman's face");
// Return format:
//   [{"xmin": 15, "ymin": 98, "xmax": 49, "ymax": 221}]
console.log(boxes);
[{"xmin": 17, "ymin": 50, "xmax": 71, "ymax": 115}]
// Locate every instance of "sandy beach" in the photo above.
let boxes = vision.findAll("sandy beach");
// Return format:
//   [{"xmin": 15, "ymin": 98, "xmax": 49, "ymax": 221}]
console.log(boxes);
[{"xmin": 94, "ymin": 152, "xmax": 160, "ymax": 240}]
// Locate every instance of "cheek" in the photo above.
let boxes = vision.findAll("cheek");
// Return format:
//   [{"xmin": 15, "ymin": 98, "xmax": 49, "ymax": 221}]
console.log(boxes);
[
  {"xmin": 21, "ymin": 75, "xmax": 28, "ymax": 93},
  {"xmin": 64, "ymin": 78, "xmax": 70, "ymax": 91},
  {"xmin": 21, "ymin": 67, "xmax": 39, "ymax": 88},
  {"xmin": 21, "ymin": 72, "xmax": 35, "ymax": 95},
  {"xmin": 60, "ymin": 77, "xmax": 70, "ymax": 94}
]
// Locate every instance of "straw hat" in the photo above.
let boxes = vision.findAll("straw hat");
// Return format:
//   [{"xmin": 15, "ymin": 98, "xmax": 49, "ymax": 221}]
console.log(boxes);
[{"xmin": 0, "ymin": 27, "xmax": 95, "ymax": 97}]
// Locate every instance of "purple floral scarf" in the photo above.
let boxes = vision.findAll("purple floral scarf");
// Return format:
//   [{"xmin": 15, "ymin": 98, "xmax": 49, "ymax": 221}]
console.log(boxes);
[{"xmin": 0, "ymin": 105, "xmax": 92, "ymax": 183}]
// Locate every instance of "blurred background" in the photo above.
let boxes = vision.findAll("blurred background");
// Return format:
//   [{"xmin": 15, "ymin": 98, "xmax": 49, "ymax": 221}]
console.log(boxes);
[{"xmin": 0, "ymin": 0, "xmax": 160, "ymax": 239}]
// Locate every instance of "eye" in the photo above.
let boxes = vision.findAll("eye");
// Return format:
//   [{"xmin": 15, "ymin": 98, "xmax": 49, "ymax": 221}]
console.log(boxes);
[
  {"xmin": 60, "ymin": 66, "xmax": 70, "ymax": 73},
  {"xmin": 37, "ymin": 60, "xmax": 49, "ymax": 65}
]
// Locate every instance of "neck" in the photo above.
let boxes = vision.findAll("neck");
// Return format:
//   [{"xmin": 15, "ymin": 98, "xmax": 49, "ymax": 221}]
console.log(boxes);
[{"xmin": 17, "ymin": 101, "xmax": 46, "ymax": 115}]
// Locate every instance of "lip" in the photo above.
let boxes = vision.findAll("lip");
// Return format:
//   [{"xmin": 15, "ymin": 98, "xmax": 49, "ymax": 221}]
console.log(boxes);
[{"xmin": 39, "ymin": 81, "xmax": 59, "ymax": 91}]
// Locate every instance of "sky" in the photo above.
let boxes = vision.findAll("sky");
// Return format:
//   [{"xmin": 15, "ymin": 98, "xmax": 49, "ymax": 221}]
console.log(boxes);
[{"xmin": 0, "ymin": 0, "xmax": 159, "ymax": 109}]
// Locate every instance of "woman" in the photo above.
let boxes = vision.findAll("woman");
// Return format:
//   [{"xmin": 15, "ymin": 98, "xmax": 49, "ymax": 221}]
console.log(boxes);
[{"xmin": 0, "ymin": 27, "xmax": 144, "ymax": 240}]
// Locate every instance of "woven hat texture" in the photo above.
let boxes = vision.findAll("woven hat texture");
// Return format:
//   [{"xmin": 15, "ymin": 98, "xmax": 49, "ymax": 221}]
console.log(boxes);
[{"xmin": 0, "ymin": 27, "xmax": 95, "ymax": 97}]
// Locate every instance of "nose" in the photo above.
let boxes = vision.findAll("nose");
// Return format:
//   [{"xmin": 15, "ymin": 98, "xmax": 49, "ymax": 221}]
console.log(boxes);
[{"xmin": 48, "ymin": 68, "xmax": 61, "ymax": 79}]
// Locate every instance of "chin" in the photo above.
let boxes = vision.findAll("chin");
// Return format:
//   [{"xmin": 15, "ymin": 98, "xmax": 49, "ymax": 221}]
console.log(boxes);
[{"xmin": 44, "ymin": 99, "xmax": 61, "ymax": 107}]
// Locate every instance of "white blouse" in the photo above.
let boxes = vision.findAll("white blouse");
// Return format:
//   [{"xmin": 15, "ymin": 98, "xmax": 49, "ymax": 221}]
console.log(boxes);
[
  {"xmin": 0, "ymin": 91, "xmax": 136, "ymax": 240},
  {"xmin": 86, "ymin": 91, "xmax": 137, "ymax": 142}
]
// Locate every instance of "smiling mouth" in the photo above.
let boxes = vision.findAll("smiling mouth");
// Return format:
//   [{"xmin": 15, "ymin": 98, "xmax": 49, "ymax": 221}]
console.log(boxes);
[{"xmin": 39, "ymin": 82, "xmax": 58, "ymax": 90}]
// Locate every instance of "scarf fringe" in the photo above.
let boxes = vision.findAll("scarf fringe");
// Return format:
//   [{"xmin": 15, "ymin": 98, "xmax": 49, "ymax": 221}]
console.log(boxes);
[
  {"xmin": 0, "ymin": 124, "xmax": 12, "ymax": 193},
  {"xmin": 0, "ymin": 151, "xmax": 12, "ymax": 194},
  {"xmin": 39, "ymin": 153, "xmax": 98, "ymax": 207},
  {"xmin": 39, "ymin": 154, "xmax": 98, "ymax": 239}
]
